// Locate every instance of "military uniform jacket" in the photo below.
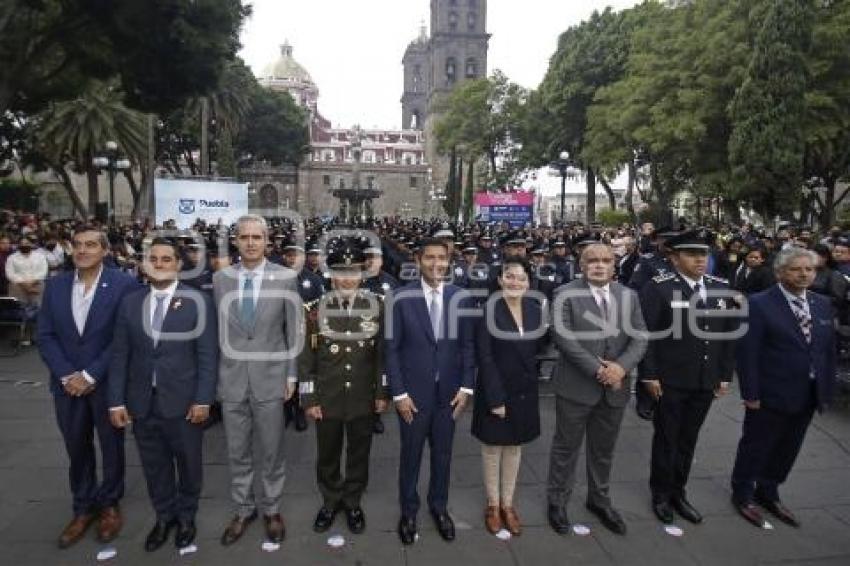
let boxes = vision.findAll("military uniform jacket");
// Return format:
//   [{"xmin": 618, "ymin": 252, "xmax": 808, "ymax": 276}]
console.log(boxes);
[
  {"xmin": 628, "ymin": 252, "xmax": 673, "ymax": 290},
  {"xmin": 638, "ymin": 272, "xmax": 739, "ymax": 391},
  {"xmin": 298, "ymin": 291, "xmax": 389, "ymax": 420}
]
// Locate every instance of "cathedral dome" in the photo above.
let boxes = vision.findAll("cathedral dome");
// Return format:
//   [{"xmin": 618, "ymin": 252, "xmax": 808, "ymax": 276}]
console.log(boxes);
[{"xmin": 260, "ymin": 42, "xmax": 314, "ymax": 84}]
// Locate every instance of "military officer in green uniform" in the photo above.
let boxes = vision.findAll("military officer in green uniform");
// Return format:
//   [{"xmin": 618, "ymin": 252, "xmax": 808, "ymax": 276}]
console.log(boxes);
[{"xmin": 299, "ymin": 239, "xmax": 389, "ymax": 535}]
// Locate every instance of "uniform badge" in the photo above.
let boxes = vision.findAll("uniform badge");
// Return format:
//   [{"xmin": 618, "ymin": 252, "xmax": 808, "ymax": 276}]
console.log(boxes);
[
  {"xmin": 717, "ymin": 298, "xmax": 727, "ymax": 309},
  {"xmin": 302, "ymin": 279, "xmax": 311, "ymax": 289},
  {"xmin": 358, "ymin": 340, "xmax": 365, "ymax": 348},
  {"xmin": 455, "ymin": 267, "xmax": 464, "ymax": 276},
  {"xmin": 172, "ymin": 298, "xmax": 183, "ymax": 310},
  {"xmin": 382, "ymin": 282, "xmax": 390, "ymax": 291},
  {"xmin": 360, "ymin": 321, "xmax": 378, "ymax": 332},
  {"xmin": 330, "ymin": 344, "xmax": 340, "ymax": 354}
]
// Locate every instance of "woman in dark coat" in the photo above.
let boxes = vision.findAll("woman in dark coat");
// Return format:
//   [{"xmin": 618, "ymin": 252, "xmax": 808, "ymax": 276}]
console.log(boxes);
[{"xmin": 473, "ymin": 258, "xmax": 546, "ymax": 537}]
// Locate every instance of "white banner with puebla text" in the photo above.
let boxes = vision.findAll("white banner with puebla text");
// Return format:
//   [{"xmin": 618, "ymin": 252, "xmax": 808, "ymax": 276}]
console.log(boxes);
[{"xmin": 155, "ymin": 179, "xmax": 249, "ymax": 229}]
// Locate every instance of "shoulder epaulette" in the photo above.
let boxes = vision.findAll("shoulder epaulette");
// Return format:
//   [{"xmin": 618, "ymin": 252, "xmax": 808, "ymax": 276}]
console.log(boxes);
[
  {"xmin": 704, "ymin": 274, "xmax": 729, "ymax": 285},
  {"xmin": 653, "ymin": 273, "xmax": 676, "ymax": 284}
]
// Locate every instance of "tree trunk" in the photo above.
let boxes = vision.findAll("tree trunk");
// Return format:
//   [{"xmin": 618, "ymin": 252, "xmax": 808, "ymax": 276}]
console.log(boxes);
[
  {"xmin": 200, "ymin": 97, "xmax": 210, "ymax": 176},
  {"xmin": 585, "ymin": 167, "xmax": 596, "ymax": 224},
  {"xmin": 444, "ymin": 149, "xmax": 457, "ymax": 217},
  {"xmin": 456, "ymin": 156, "xmax": 464, "ymax": 224},
  {"xmin": 123, "ymin": 170, "xmax": 140, "ymax": 220},
  {"xmin": 465, "ymin": 160, "xmax": 474, "ymax": 223},
  {"xmin": 599, "ymin": 177, "xmax": 616, "ymax": 211},
  {"xmin": 821, "ymin": 175, "xmax": 837, "ymax": 229},
  {"xmin": 54, "ymin": 165, "xmax": 88, "ymax": 218},
  {"xmin": 626, "ymin": 160, "xmax": 636, "ymax": 221},
  {"xmin": 86, "ymin": 166, "xmax": 100, "ymax": 219}
]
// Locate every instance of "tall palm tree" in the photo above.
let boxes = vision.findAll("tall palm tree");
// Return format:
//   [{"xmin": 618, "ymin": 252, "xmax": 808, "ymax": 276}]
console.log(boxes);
[{"xmin": 34, "ymin": 81, "xmax": 147, "ymax": 215}]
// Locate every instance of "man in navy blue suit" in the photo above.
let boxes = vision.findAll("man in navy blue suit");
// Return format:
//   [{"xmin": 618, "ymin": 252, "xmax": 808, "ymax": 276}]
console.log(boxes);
[
  {"xmin": 732, "ymin": 247, "xmax": 836, "ymax": 528},
  {"xmin": 37, "ymin": 225, "xmax": 141, "ymax": 549},
  {"xmin": 108, "ymin": 238, "xmax": 218, "ymax": 552},
  {"xmin": 385, "ymin": 238, "xmax": 477, "ymax": 545}
]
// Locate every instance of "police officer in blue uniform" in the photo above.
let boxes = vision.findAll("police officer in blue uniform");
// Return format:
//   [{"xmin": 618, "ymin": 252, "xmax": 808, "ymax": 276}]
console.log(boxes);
[
  {"xmin": 360, "ymin": 244, "xmax": 399, "ymax": 434},
  {"xmin": 638, "ymin": 230, "xmax": 739, "ymax": 525},
  {"xmin": 282, "ymin": 237, "xmax": 325, "ymax": 432}
]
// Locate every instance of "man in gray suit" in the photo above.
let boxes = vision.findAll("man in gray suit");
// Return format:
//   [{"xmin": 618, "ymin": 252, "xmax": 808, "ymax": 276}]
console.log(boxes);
[
  {"xmin": 214, "ymin": 215, "xmax": 300, "ymax": 546},
  {"xmin": 548, "ymin": 243, "xmax": 648, "ymax": 535}
]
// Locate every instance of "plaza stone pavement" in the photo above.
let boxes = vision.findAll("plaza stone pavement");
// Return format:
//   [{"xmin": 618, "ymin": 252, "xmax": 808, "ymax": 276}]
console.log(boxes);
[{"xmin": 1, "ymin": 348, "xmax": 849, "ymax": 566}]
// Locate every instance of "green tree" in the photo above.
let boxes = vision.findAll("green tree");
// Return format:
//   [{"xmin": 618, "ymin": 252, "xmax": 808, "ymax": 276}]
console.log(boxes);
[
  {"xmin": 729, "ymin": 0, "xmax": 814, "ymax": 220},
  {"xmin": 0, "ymin": 0, "xmax": 250, "ymax": 115},
  {"xmin": 522, "ymin": 7, "xmax": 646, "ymax": 223},
  {"xmin": 33, "ymin": 82, "xmax": 148, "ymax": 214},
  {"xmin": 235, "ymin": 89, "xmax": 309, "ymax": 167}
]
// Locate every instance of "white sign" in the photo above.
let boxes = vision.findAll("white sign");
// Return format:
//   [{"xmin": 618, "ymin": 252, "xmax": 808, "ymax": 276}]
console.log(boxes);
[{"xmin": 155, "ymin": 179, "xmax": 249, "ymax": 228}]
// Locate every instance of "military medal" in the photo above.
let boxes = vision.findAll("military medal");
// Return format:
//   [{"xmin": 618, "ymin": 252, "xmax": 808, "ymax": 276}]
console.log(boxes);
[{"xmin": 330, "ymin": 344, "xmax": 340, "ymax": 354}]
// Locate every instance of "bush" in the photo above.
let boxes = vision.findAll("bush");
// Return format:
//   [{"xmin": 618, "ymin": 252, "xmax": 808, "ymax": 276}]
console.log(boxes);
[
  {"xmin": 596, "ymin": 208, "xmax": 631, "ymax": 227},
  {"xmin": 0, "ymin": 179, "xmax": 38, "ymax": 211}
]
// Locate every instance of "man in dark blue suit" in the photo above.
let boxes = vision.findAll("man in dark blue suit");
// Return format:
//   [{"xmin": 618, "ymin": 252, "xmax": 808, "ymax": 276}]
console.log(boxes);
[
  {"xmin": 108, "ymin": 238, "xmax": 218, "ymax": 551},
  {"xmin": 37, "ymin": 225, "xmax": 141, "ymax": 549},
  {"xmin": 732, "ymin": 247, "xmax": 836, "ymax": 528},
  {"xmin": 385, "ymin": 238, "xmax": 477, "ymax": 545}
]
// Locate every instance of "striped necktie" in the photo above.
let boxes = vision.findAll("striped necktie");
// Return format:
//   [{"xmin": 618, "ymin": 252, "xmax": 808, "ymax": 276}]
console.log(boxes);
[{"xmin": 791, "ymin": 297, "xmax": 812, "ymax": 344}]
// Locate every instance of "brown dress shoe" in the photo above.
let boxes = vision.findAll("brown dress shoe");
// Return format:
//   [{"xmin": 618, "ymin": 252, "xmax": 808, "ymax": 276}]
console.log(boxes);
[
  {"xmin": 501, "ymin": 507, "xmax": 522, "ymax": 536},
  {"xmin": 58, "ymin": 514, "xmax": 96, "ymax": 549},
  {"xmin": 97, "ymin": 506, "xmax": 123, "ymax": 543},
  {"xmin": 220, "ymin": 511, "xmax": 258, "ymax": 546},
  {"xmin": 484, "ymin": 506, "xmax": 502, "ymax": 534},
  {"xmin": 264, "ymin": 513, "xmax": 286, "ymax": 543}
]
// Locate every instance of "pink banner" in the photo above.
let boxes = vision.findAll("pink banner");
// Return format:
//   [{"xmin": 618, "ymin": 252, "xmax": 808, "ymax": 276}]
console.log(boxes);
[{"xmin": 474, "ymin": 192, "xmax": 535, "ymax": 207}]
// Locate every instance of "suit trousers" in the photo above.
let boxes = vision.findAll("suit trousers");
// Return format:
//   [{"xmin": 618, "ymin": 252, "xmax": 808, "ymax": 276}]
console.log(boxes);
[
  {"xmin": 731, "ymin": 387, "xmax": 816, "ymax": 504},
  {"xmin": 547, "ymin": 395, "xmax": 626, "ymax": 508},
  {"xmin": 54, "ymin": 388, "xmax": 125, "ymax": 515},
  {"xmin": 132, "ymin": 391, "xmax": 203, "ymax": 522},
  {"xmin": 315, "ymin": 415, "xmax": 374, "ymax": 509},
  {"xmin": 649, "ymin": 386, "xmax": 714, "ymax": 501},
  {"xmin": 222, "ymin": 397, "xmax": 286, "ymax": 517},
  {"xmin": 397, "ymin": 391, "xmax": 456, "ymax": 518}
]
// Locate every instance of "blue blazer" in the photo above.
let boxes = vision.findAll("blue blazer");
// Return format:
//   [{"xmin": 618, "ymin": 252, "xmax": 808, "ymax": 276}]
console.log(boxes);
[
  {"xmin": 38, "ymin": 267, "xmax": 141, "ymax": 395},
  {"xmin": 737, "ymin": 285, "xmax": 836, "ymax": 413},
  {"xmin": 108, "ymin": 284, "xmax": 218, "ymax": 420},
  {"xmin": 385, "ymin": 281, "xmax": 476, "ymax": 409}
]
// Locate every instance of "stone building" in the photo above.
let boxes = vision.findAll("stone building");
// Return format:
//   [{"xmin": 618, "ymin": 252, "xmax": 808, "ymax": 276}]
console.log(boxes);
[{"xmin": 254, "ymin": 42, "xmax": 434, "ymax": 218}]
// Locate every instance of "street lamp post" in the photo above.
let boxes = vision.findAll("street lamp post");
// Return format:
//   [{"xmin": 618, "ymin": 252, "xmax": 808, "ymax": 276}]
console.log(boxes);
[
  {"xmin": 550, "ymin": 151, "xmax": 574, "ymax": 226},
  {"xmin": 92, "ymin": 141, "xmax": 131, "ymax": 224}
]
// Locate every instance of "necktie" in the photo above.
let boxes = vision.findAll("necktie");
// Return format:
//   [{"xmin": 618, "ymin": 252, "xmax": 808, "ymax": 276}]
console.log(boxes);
[
  {"xmin": 152, "ymin": 293, "xmax": 167, "ymax": 344},
  {"xmin": 597, "ymin": 289, "xmax": 609, "ymax": 322},
  {"xmin": 791, "ymin": 298, "xmax": 812, "ymax": 344},
  {"xmin": 241, "ymin": 273, "xmax": 256, "ymax": 326},
  {"xmin": 429, "ymin": 289, "xmax": 441, "ymax": 340},
  {"xmin": 693, "ymin": 283, "xmax": 706, "ymax": 309},
  {"xmin": 151, "ymin": 293, "xmax": 167, "ymax": 387}
]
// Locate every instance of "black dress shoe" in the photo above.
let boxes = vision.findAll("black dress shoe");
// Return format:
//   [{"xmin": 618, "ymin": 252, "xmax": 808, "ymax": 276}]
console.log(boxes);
[
  {"xmin": 346, "ymin": 507, "xmax": 366, "ymax": 534},
  {"xmin": 547, "ymin": 504, "xmax": 571, "ymax": 534},
  {"xmin": 586, "ymin": 503, "xmax": 627, "ymax": 535},
  {"xmin": 652, "ymin": 499, "xmax": 675, "ymax": 524},
  {"xmin": 313, "ymin": 506, "xmax": 337, "ymax": 533},
  {"xmin": 755, "ymin": 496, "xmax": 800, "ymax": 527},
  {"xmin": 431, "ymin": 510, "xmax": 455, "ymax": 541},
  {"xmin": 373, "ymin": 414, "xmax": 385, "ymax": 434},
  {"xmin": 145, "ymin": 519, "xmax": 176, "ymax": 552},
  {"xmin": 397, "ymin": 516, "xmax": 417, "ymax": 545},
  {"xmin": 671, "ymin": 495, "xmax": 702, "ymax": 524},
  {"xmin": 175, "ymin": 520, "xmax": 196, "ymax": 549}
]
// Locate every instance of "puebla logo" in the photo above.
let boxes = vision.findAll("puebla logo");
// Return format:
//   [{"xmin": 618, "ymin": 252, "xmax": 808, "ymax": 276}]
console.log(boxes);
[{"xmin": 179, "ymin": 199, "xmax": 195, "ymax": 214}]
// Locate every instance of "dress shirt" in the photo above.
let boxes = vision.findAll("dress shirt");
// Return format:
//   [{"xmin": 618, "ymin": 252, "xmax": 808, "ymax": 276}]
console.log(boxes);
[
  {"xmin": 149, "ymin": 280, "xmax": 179, "ymax": 340},
  {"xmin": 238, "ymin": 259, "xmax": 266, "ymax": 307},
  {"xmin": 678, "ymin": 273, "xmax": 707, "ymax": 303},
  {"xmin": 4, "ymin": 249, "xmax": 48, "ymax": 283},
  {"xmin": 65, "ymin": 266, "xmax": 104, "ymax": 386}
]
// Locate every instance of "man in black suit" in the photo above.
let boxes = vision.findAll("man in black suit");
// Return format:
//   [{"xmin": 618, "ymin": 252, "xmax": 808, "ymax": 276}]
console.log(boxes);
[
  {"xmin": 731, "ymin": 248, "xmax": 836, "ymax": 528},
  {"xmin": 108, "ymin": 238, "xmax": 218, "ymax": 551},
  {"xmin": 639, "ymin": 230, "xmax": 741, "ymax": 525}
]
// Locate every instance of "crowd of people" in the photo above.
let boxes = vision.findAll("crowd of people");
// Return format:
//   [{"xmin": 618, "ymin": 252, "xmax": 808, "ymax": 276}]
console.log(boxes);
[{"xmin": 0, "ymin": 207, "xmax": 845, "ymax": 555}]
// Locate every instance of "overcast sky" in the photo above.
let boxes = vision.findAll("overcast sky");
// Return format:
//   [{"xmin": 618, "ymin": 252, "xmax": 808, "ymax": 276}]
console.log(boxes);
[{"xmin": 239, "ymin": 0, "xmax": 640, "ymax": 131}]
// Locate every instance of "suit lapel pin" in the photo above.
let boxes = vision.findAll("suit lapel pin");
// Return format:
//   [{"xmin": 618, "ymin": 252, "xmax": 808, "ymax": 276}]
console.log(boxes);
[
  {"xmin": 101, "ymin": 282, "xmax": 109, "ymax": 288},
  {"xmin": 172, "ymin": 298, "xmax": 183, "ymax": 310}
]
